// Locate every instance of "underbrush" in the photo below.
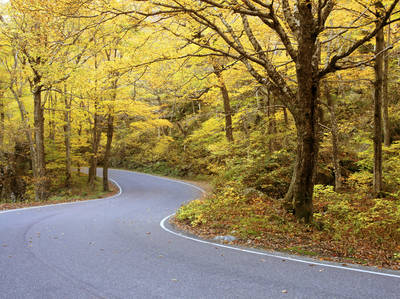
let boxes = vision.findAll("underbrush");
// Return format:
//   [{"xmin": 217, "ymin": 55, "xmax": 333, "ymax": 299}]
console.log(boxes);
[
  {"xmin": 175, "ymin": 182, "xmax": 400, "ymax": 269},
  {"xmin": 0, "ymin": 173, "xmax": 115, "ymax": 209}
]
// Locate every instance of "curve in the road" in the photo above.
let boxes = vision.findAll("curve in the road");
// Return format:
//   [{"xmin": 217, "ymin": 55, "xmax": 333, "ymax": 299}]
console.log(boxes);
[{"xmin": 0, "ymin": 168, "xmax": 399, "ymax": 299}]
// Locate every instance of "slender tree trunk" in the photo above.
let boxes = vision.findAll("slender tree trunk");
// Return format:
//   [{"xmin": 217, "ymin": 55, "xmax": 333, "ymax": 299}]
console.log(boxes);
[
  {"xmin": 374, "ymin": 6, "xmax": 384, "ymax": 196},
  {"xmin": 103, "ymin": 114, "xmax": 114, "ymax": 191},
  {"xmin": 63, "ymin": 89, "xmax": 72, "ymax": 188},
  {"xmin": 88, "ymin": 107, "xmax": 101, "ymax": 189},
  {"xmin": 11, "ymin": 87, "xmax": 38, "ymax": 178},
  {"xmin": 383, "ymin": 25, "xmax": 391, "ymax": 147},
  {"xmin": 266, "ymin": 90, "xmax": 277, "ymax": 152},
  {"xmin": 102, "ymin": 74, "xmax": 118, "ymax": 192},
  {"xmin": 325, "ymin": 84, "xmax": 342, "ymax": 191},
  {"xmin": 33, "ymin": 83, "xmax": 48, "ymax": 201},
  {"xmin": 48, "ymin": 93, "xmax": 56, "ymax": 141},
  {"xmin": 89, "ymin": 55, "xmax": 101, "ymax": 189},
  {"xmin": 77, "ymin": 121, "xmax": 82, "ymax": 175},
  {"xmin": 0, "ymin": 95, "xmax": 4, "ymax": 148},
  {"xmin": 283, "ymin": 107, "xmax": 289, "ymax": 126},
  {"xmin": 213, "ymin": 66, "xmax": 234, "ymax": 142}
]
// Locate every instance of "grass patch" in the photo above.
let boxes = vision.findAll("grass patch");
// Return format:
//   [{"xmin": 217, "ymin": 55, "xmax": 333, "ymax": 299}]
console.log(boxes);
[{"xmin": 285, "ymin": 246, "xmax": 318, "ymax": 257}]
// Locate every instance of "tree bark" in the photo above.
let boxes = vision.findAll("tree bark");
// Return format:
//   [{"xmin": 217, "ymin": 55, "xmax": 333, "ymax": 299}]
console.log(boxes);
[
  {"xmin": 325, "ymin": 84, "xmax": 342, "ymax": 191},
  {"xmin": 63, "ymin": 89, "xmax": 72, "ymax": 188},
  {"xmin": 88, "ymin": 55, "xmax": 102, "ymax": 189},
  {"xmin": 213, "ymin": 65, "xmax": 234, "ymax": 142},
  {"xmin": 102, "ymin": 74, "xmax": 118, "ymax": 192},
  {"xmin": 103, "ymin": 114, "xmax": 114, "ymax": 192},
  {"xmin": 284, "ymin": 1, "xmax": 319, "ymax": 223},
  {"xmin": 383, "ymin": 25, "xmax": 391, "ymax": 147},
  {"xmin": 373, "ymin": 4, "xmax": 384, "ymax": 196},
  {"xmin": 266, "ymin": 90, "xmax": 277, "ymax": 152},
  {"xmin": 88, "ymin": 109, "xmax": 101, "ymax": 189},
  {"xmin": 33, "ymin": 83, "xmax": 48, "ymax": 200},
  {"xmin": 0, "ymin": 95, "xmax": 4, "ymax": 148},
  {"xmin": 11, "ymin": 86, "xmax": 37, "ymax": 179},
  {"xmin": 48, "ymin": 93, "xmax": 56, "ymax": 141}
]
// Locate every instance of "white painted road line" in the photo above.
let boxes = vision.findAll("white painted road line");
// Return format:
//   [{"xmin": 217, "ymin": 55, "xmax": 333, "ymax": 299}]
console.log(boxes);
[{"xmin": 160, "ymin": 214, "xmax": 400, "ymax": 279}]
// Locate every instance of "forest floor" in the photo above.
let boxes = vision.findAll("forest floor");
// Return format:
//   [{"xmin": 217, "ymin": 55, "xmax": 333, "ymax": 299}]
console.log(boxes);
[
  {"xmin": 173, "ymin": 185, "xmax": 400, "ymax": 271},
  {"xmin": 0, "ymin": 173, "xmax": 118, "ymax": 211}
]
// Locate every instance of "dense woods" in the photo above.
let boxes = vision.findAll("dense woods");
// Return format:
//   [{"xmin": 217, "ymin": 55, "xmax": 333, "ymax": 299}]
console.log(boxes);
[{"xmin": 0, "ymin": 0, "xmax": 399, "ymax": 267}]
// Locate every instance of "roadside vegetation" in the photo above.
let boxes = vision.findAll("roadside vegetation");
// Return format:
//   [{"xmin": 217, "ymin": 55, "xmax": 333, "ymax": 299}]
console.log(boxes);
[{"xmin": 0, "ymin": 173, "xmax": 117, "ymax": 211}]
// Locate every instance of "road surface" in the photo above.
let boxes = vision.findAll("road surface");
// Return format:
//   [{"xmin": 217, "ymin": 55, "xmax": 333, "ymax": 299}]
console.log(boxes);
[{"xmin": 0, "ymin": 169, "xmax": 399, "ymax": 298}]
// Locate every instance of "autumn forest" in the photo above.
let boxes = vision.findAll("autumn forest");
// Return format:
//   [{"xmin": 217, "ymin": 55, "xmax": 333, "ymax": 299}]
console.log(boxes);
[{"xmin": 0, "ymin": 0, "xmax": 399, "ymax": 269}]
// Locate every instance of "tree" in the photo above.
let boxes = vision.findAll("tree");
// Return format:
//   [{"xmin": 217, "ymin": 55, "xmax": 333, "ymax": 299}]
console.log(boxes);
[
  {"xmin": 373, "ymin": 1, "xmax": 385, "ymax": 196},
  {"xmin": 383, "ymin": 25, "xmax": 391, "ymax": 147},
  {"xmin": 212, "ymin": 60, "xmax": 234, "ymax": 143},
  {"xmin": 4, "ymin": 0, "xmax": 86, "ymax": 200},
  {"xmin": 131, "ymin": 0, "xmax": 399, "ymax": 222}
]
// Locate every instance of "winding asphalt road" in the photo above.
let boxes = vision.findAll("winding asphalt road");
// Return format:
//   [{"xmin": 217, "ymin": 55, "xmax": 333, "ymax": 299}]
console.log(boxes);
[{"xmin": 0, "ymin": 169, "xmax": 399, "ymax": 298}]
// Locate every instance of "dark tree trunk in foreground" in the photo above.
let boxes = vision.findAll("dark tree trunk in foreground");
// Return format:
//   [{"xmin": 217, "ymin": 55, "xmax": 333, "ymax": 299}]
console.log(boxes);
[
  {"xmin": 284, "ymin": 2, "xmax": 319, "ymax": 223},
  {"xmin": 373, "ymin": 4, "xmax": 384, "ymax": 196}
]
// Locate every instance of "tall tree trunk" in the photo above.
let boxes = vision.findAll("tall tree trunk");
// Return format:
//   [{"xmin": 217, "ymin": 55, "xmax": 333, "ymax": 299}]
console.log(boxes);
[
  {"xmin": 103, "ymin": 114, "xmax": 114, "ymax": 192},
  {"xmin": 383, "ymin": 25, "xmax": 391, "ymax": 147},
  {"xmin": 283, "ymin": 107, "xmax": 289, "ymax": 126},
  {"xmin": 77, "ymin": 120, "xmax": 82, "ymax": 175},
  {"xmin": 0, "ymin": 95, "xmax": 4, "ymax": 148},
  {"xmin": 11, "ymin": 87, "xmax": 38, "ymax": 179},
  {"xmin": 33, "ymin": 83, "xmax": 48, "ymax": 201},
  {"xmin": 373, "ymin": 5, "xmax": 384, "ymax": 196},
  {"xmin": 325, "ymin": 83, "xmax": 342, "ymax": 191},
  {"xmin": 88, "ymin": 108, "xmax": 101, "ymax": 189},
  {"xmin": 266, "ymin": 90, "xmax": 277, "ymax": 152},
  {"xmin": 284, "ymin": 2, "xmax": 319, "ymax": 223},
  {"xmin": 89, "ymin": 55, "xmax": 101, "ymax": 189},
  {"xmin": 213, "ymin": 65, "xmax": 234, "ymax": 142},
  {"xmin": 63, "ymin": 89, "xmax": 72, "ymax": 188},
  {"xmin": 48, "ymin": 93, "xmax": 56, "ymax": 141},
  {"xmin": 102, "ymin": 74, "xmax": 118, "ymax": 192}
]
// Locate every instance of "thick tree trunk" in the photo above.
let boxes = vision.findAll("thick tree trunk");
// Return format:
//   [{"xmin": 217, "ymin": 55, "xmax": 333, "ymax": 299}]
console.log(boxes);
[
  {"xmin": 373, "ymin": 8, "xmax": 384, "ymax": 196},
  {"xmin": 284, "ymin": 1, "xmax": 319, "ymax": 223},
  {"xmin": 103, "ymin": 114, "xmax": 114, "ymax": 192},
  {"xmin": 33, "ymin": 84, "xmax": 48, "ymax": 201},
  {"xmin": 63, "ymin": 91, "xmax": 72, "ymax": 188},
  {"xmin": 325, "ymin": 84, "xmax": 342, "ymax": 191},
  {"xmin": 214, "ymin": 66, "xmax": 234, "ymax": 142},
  {"xmin": 284, "ymin": 79, "xmax": 320, "ymax": 223},
  {"xmin": 383, "ymin": 25, "xmax": 391, "ymax": 147}
]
